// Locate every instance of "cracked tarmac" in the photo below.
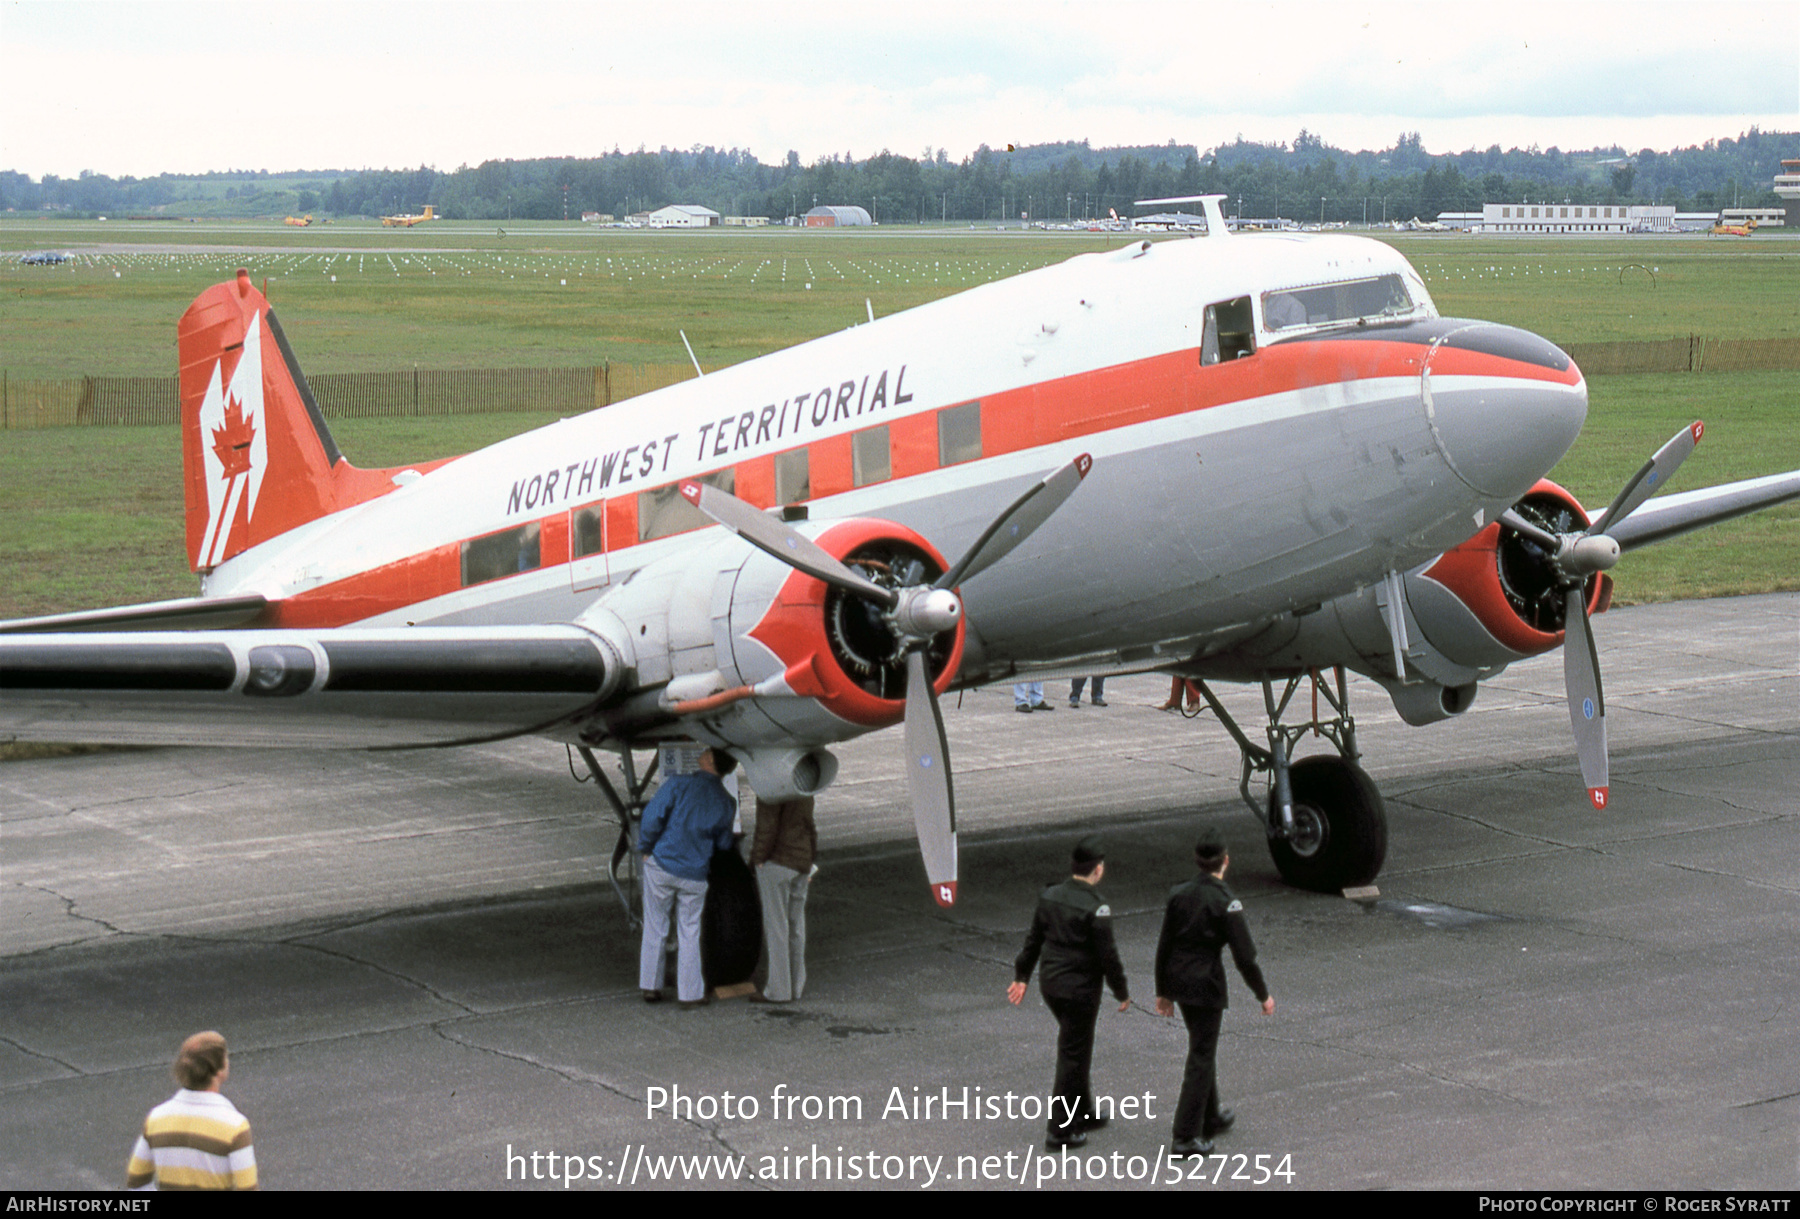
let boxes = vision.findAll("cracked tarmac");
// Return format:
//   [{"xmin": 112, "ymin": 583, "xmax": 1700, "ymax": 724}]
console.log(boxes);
[{"xmin": 1, "ymin": 594, "xmax": 1796, "ymax": 1190}]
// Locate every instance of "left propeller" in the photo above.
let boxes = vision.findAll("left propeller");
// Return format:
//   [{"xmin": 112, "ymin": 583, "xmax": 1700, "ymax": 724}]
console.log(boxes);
[
  {"xmin": 683, "ymin": 454, "xmax": 1092, "ymax": 905},
  {"xmin": 1498, "ymin": 421, "xmax": 1703, "ymax": 809}
]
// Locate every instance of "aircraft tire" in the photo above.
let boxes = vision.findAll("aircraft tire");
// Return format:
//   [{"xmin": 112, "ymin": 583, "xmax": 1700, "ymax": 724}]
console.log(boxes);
[
  {"xmin": 1266, "ymin": 755, "xmax": 1388, "ymax": 892},
  {"xmin": 701, "ymin": 848, "xmax": 764, "ymax": 989}
]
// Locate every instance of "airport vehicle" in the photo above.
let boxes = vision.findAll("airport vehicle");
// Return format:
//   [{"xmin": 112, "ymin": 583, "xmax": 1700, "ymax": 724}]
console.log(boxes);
[
  {"xmin": 17, "ymin": 250, "xmax": 71, "ymax": 265},
  {"xmin": 380, "ymin": 204, "xmax": 436, "ymax": 228},
  {"xmin": 5, "ymin": 197, "xmax": 1798, "ymax": 908}
]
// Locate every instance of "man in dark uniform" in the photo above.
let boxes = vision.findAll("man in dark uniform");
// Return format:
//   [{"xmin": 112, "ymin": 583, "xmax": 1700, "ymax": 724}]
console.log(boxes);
[
  {"xmin": 1153, "ymin": 827, "xmax": 1275, "ymax": 1156},
  {"xmin": 1008, "ymin": 836, "xmax": 1131, "ymax": 1150}
]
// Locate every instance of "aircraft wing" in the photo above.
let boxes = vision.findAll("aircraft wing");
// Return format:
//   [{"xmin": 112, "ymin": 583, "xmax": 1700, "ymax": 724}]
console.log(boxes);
[
  {"xmin": 0, "ymin": 625, "xmax": 623, "ymax": 750},
  {"xmin": 1598, "ymin": 470, "xmax": 1800, "ymax": 551}
]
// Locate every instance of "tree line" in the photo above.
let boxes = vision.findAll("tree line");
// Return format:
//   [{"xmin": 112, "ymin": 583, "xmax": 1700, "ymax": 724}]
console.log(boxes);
[{"xmin": 3, "ymin": 128, "xmax": 1791, "ymax": 224}]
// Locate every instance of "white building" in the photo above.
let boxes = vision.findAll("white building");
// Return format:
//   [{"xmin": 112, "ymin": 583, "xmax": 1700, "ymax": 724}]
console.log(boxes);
[
  {"xmin": 647, "ymin": 205, "xmax": 721, "ymax": 229},
  {"xmin": 1480, "ymin": 203, "xmax": 1677, "ymax": 234}
]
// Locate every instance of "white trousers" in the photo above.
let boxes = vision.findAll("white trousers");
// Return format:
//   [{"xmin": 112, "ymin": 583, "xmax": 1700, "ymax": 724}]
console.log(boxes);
[
  {"xmin": 757, "ymin": 861, "xmax": 811, "ymax": 1002},
  {"xmin": 640, "ymin": 855, "xmax": 709, "ymax": 1001}
]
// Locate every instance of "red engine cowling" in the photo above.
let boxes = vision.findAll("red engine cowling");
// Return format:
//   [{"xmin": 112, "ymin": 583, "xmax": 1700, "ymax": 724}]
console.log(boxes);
[
  {"xmin": 1200, "ymin": 478, "xmax": 1611, "ymax": 725},
  {"xmin": 578, "ymin": 517, "xmax": 964, "ymax": 750},
  {"xmin": 742, "ymin": 518, "xmax": 965, "ymax": 733},
  {"xmin": 1417, "ymin": 477, "xmax": 1611, "ymax": 665}
]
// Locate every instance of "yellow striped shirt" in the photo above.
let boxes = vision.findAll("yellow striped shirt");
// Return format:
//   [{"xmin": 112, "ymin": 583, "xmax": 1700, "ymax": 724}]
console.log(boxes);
[{"xmin": 125, "ymin": 1089, "xmax": 257, "ymax": 1190}]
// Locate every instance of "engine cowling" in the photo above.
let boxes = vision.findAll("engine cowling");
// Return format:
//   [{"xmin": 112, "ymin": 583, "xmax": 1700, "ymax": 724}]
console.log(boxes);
[
  {"xmin": 575, "ymin": 517, "xmax": 964, "ymax": 754},
  {"xmin": 1418, "ymin": 478, "xmax": 1610, "ymax": 662},
  {"xmin": 1204, "ymin": 479, "xmax": 1608, "ymax": 724}
]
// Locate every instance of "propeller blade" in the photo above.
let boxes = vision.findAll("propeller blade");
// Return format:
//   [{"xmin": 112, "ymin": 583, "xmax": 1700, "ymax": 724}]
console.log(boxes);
[
  {"xmin": 681, "ymin": 481, "xmax": 897, "ymax": 608},
  {"xmin": 1594, "ymin": 421, "xmax": 1703, "ymax": 537},
  {"xmin": 1498, "ymin": 507, "xmax": 1562, "ymax": 552},
  {"xmin": 903, "ymin": 648, "xmax": 958, "ymax": 907},
  {"xmin": 935, "ymin": 454, "xmax": 1092, "ymax": 590},
  {"xmin": 1562, "ymin": 586, "xmax": 1609, "ymax": 810}
]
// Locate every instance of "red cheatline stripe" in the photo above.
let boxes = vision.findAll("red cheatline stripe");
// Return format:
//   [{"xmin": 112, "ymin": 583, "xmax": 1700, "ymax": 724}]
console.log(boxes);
[{"xmin": 269, "ymin": 336, "xmax": 1565, "ymax": 627}]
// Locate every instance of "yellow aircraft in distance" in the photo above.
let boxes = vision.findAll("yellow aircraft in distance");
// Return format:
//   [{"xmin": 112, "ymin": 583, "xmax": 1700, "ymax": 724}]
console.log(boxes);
[
  {"xmin": 381, "ymin": 204, "xmax": 436, "ymax": 228},
  {"xmin": 284, "ymin": 215, "xmax": 313, "ymax": 227}
]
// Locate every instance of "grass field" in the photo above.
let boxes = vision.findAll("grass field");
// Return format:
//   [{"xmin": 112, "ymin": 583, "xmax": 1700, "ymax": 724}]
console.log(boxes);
[
  {"xmin": 0, "ymin": 223, "xmax": 1795, "ymax": 619},
  {"xmin": 4, "ymin": 221, "xmax": 1797, "ymax": 377}
]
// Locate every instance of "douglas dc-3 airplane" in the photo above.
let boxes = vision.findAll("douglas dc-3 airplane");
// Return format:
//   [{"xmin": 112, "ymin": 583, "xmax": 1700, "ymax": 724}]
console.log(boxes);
[{"xmin": 5, "ymin": 197, "xmax": 1798, "ymax": 909}]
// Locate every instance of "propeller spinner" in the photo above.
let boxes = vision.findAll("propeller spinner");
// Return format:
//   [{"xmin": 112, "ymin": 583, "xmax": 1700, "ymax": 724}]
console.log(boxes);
[
  {"xmin": 1498, "ymin": 421, "xmax": 1703, "ymax": 809},
  {"xmin": 684, "ymin": 454, "xmax": 1092, "ymax": 906}
]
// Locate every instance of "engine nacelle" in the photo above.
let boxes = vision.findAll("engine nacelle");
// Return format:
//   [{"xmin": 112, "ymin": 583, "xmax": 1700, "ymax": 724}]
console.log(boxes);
[
  {"xmin": 1205, "ymin": 480, "xmax": 1605, "ymax": 723},
  {"xmin": 738, "ymin": 747, "xmax": 841, "ymax": 802},
  {"xmin": 574, "ymin": 517, "xmax": 964, "ymax": 765}
]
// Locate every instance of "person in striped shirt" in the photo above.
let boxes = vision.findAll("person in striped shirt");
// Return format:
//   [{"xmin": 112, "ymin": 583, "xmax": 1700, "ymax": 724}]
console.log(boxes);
[{"xmin": 125, "ymin": 1031, "xmax": 258, "ymax": 1190}]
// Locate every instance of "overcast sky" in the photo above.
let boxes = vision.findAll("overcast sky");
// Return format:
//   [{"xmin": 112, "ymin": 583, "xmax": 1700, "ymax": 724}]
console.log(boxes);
[{"xmin": 3, "ymin": 0, "xmax": 1795, "ymax": 179}]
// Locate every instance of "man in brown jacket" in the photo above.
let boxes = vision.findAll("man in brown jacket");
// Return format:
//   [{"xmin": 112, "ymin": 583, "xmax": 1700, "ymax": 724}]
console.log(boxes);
[{"xmin": 751, "ymin": 796, "xmax": 816, "ymax": 1002}]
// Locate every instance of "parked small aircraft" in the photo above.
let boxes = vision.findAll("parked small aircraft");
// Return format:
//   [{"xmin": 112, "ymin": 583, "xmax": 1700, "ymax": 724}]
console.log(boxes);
[
  {"xmin": 380, "ymin": 204, "xmax": 436, "ymax": 228},
  {"xmin": 5, "ymin": 198, "xmax": 1797, "ymax": 908}
]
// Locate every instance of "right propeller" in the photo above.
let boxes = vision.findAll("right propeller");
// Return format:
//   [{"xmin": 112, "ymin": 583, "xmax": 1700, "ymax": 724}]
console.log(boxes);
[
  {"xmin": 684, "ymin": 454, "xmax": 1092, "ymax": 905},
  {"xmin": 1498, "ymin": 421, "xmax": 1704, "ymax": 809}
]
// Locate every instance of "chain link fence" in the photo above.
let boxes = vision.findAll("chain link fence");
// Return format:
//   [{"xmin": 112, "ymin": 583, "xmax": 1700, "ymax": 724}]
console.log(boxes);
[
  {"xmin": 1556, "ymin": 335, "xmax": 1800, "ymax": 377},
  {"xmin": 5, "ymin": 339, "xmax": 1797, "ymax": 429},
  {"xmin": 1, "ymin": 363, "xmax": 697, "ymax": 429}
]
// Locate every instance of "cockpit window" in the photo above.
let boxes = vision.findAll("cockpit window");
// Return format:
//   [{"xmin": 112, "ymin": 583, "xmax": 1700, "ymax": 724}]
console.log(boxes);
[
  {"xmin": 1261, "ymin": 273, "xmax": 1415, "ymax": 331},
  {"xmin": 1201, "ymin": 297, "xmax": 1255, "ymax": 365}
]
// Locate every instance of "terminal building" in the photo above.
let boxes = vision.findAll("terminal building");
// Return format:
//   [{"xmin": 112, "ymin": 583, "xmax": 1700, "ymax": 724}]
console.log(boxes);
[
  {"xmin": 1775, "ymin": 159, "xmax": 1800, "ymax": 227},
  {"xmin": 1479, "ymin": 203, "xmax": 1677, "ymax": 233}
]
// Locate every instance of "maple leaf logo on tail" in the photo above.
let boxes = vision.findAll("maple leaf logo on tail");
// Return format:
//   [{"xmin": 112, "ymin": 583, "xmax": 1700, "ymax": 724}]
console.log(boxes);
[
  {"xmin": 196, "ymin": 312, "xmax": 268, "ymax": 568},
  {"xmin": 211, "ymin": 395, "xmax": 256, "ymax": 480}
]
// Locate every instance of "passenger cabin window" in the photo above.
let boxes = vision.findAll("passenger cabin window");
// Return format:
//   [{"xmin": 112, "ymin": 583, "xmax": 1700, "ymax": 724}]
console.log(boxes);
[
  {"xmin": 775, "ymin": 448, "xmax": 810, "ymax": 505},
  {"xmin": 1261, "ymin": 274, "xmax": 1414, "ymax": 332},
  {"xmin": 938, "ymin": 401, "xmax": 982, "ymax": 465},
  {"xmin": 461, "ymin": 523, "xmax": 541, "ymax": 586},
  {"xmin": 1200, "ymin": 296, "xmax": 1255, "ymax": 364},
  {"xmin": 639, "ymin": 470, "xmax": 733, "ymax": 542},
  {"xmin": 852, "ymin": 426, "xmax": 891, "ymax": 487},
  {"xmin": 572, "ymin": 504, "xmax": 604, "ymax": 558}
]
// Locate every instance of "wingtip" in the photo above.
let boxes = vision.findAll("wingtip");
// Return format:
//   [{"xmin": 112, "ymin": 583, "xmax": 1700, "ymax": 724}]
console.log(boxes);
[
  {"xmin": 678, "ymin": 481, "xmax": 702, "ymax": 505},
  {"xmin": 1588, "ymin": 786, "xmax": 1609, "ymax": 810},
  {"xmin": 932, "ymin": 881, "xmax": 958, "ymax": 908},
  {"xmin": 1689, "ymin": 420, "xmax": 1704, "ymax": 444}
]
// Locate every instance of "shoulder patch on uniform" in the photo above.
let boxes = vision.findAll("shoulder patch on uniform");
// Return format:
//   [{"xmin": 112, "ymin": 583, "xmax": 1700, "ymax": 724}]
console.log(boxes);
[
  {"xmin": 1226, "ymin": 899, "xmax": 1244, "ymax": 913},
  {"xmin": 1095, "ymin": 904, "xmax": 1111, "ymax": 918}
]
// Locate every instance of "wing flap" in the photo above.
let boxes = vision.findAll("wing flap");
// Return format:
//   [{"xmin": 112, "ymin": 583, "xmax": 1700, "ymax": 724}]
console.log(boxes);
[{"xmin": 0, "ymin": 594, "xmax": 270, "ymax": 635}]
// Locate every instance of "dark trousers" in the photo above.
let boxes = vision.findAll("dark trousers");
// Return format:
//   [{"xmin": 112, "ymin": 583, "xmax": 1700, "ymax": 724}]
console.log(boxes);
[
  {"xmin": 1043, "ymin": 993, "xmax": 1101, "ymax": 1139},
  {"xmin": 1173, "ymin": 1003, "xmax": 1225, "ymax": 1140}
]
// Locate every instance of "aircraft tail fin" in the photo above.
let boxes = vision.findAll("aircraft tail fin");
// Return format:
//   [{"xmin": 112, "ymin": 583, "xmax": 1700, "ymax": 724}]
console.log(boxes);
[{"xmin": 178, "ymin": 270, "xmax": 401, "ymax": 572}]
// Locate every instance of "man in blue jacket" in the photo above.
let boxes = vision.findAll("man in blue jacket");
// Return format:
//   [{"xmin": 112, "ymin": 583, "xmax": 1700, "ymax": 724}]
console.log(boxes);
[{"xmin": 638, "ymin": 748, "xmax": 739, "ymax": 1007}]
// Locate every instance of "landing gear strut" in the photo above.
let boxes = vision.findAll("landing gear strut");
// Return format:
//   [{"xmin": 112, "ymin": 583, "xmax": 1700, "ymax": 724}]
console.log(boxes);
[
  {"xmin": 1186, "ymin": 668, "xmax": 1388, "ymax": 892},
  {"xmin": 576, "ymin": 744, "xmax": 659, "ymax": 928}
]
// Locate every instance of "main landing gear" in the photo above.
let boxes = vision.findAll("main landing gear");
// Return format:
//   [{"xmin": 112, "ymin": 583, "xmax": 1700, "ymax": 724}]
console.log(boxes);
[
  {"xmin": 573, "ymin": 744, "xmax": 762, "ymax": 989},
  {"xmin": 1183, "ymin": 668, "xmax": 1388, "ymax": 893}
]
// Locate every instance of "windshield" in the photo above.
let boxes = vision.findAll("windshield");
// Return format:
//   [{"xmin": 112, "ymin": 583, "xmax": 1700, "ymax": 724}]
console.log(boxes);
[{"xmin": 1262, "ymin": 273, "xmax": 1416, "ymax": 331}]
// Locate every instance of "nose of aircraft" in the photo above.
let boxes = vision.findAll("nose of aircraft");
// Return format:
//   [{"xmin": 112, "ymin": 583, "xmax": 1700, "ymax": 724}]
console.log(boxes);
[{"xmin": 1423, "ymin": 321, "xmax": 1588, "ymax": 500}]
